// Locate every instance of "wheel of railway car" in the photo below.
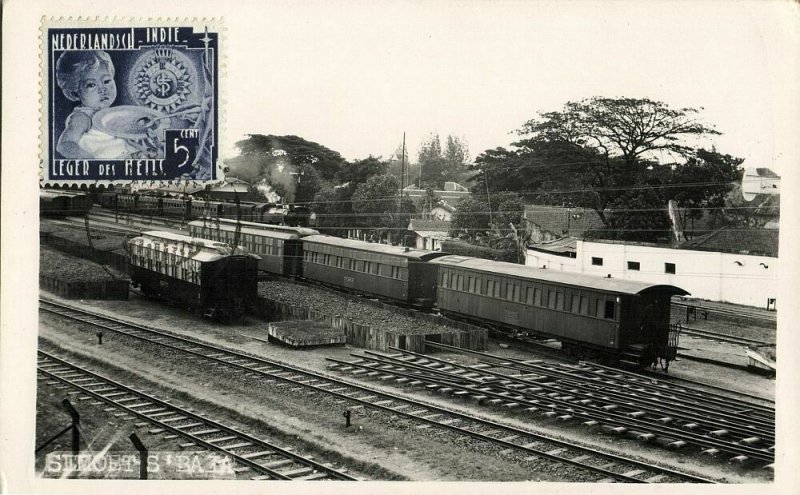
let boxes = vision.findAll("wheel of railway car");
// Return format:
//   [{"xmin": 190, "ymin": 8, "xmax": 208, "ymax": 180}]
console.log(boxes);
[{"xmin": 561, "ymin": 342, "xmax": 585, "ymax": 360}]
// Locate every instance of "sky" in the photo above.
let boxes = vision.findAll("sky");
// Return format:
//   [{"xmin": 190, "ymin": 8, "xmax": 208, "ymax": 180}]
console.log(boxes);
[{"xmin": 218, "ymin": 1, "xmax": 800, "ymax": 176}]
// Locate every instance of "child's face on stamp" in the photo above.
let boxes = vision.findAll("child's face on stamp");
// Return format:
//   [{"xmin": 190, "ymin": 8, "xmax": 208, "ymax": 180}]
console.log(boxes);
[{"xmin": 78, "ymin": 65, "xmax": 116, "ymax": 111}]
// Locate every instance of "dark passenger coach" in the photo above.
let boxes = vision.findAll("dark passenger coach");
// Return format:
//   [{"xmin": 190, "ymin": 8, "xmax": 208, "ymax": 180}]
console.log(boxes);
[
  {"xmin": 301, "ymin": 235, "xmax": 447, "ymax": 308},
  {"xmin": 430, "ymin": 256, "xmax": 688, "ymax": 366}
]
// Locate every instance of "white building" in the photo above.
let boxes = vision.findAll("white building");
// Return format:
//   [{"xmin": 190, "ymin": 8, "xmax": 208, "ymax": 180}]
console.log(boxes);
[{"xmin": 527, "ymin": 231, "xmax": 778, "ymax": 308}]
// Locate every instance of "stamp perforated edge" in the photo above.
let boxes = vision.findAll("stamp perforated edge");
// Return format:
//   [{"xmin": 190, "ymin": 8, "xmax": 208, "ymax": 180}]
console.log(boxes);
[{"xmin": 39, "ymin": 17, "xmax": 227, "ymax": 189}]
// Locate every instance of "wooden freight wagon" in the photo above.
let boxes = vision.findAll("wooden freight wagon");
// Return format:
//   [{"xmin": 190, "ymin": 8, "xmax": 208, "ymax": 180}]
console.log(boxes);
[
  {"xmin": 430, "ymin": 256, "xmax": 688, "ymax": 366},
  {"xmin": 128, "ymin": 231, "xmax": 260, "ymax": 321},
  {"xmin": 301, "ymin": 235, "xmax": 447, "ymax": 308}
]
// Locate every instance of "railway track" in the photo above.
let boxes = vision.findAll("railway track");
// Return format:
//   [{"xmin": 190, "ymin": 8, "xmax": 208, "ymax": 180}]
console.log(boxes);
[
  {"xmin": 37, "ymin": 350, "xmax": 356, "ymax": 481},
  {"xmin": 39, "ymin": 298, "xmax": 715, "ymax": 483},
  {"xmin": 672, "ymin": 300, "xmax": 776, "ymax": 325},
  {"xmin": 400, "ymin": 342, "xmax": 775, "ymax": 467},
  {"xmin": 679, "ymin": 326, "xmax": 771, "ymax": 347}
]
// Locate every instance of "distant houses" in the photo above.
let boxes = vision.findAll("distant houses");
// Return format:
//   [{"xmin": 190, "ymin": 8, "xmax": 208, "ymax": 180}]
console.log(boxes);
[{"xmin": 522, "ymin": 171, "xmax": 780, "ymax": 308}]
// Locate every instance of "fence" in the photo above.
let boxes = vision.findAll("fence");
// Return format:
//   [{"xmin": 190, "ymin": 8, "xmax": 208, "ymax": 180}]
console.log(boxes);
[
  {"xmin": 40, "ymin": 274, "xmax": 129, "ymax": 300},
  {"xmin": 40, "ymin": 231, "xmax": 129, "ymax": 273}
]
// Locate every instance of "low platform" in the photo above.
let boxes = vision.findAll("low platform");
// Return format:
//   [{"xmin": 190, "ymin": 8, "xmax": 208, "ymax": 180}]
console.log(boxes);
[{"xmin": 267, "ymin": 320, "xmax": 346, "ymax": 348}]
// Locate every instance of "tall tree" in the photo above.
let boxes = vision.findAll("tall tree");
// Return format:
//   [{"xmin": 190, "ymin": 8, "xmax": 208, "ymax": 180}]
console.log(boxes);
[
  {"xmin": 671, "ymin": 148, "xmax": 743, "ymax": 227},
  {"xmin": 449, "ymin": 196, "xmax": 490, "ymax": 241},
  {"xmin": 233, "ymin": 134, "xmax": 346, "ymax": 179},
  {"xmin": 417, "ymin": 133, "xmax": 448, "ymax": 189},
  {"xmin": 313, "ymin": 184, "xmax": 356, "ymax": 236},
  {"xmin": 471, "ymin": 97, "xmax": 724, "ymax": 242},
  {"xmin": 351, "ymin": 175, "xmax": 416, "ymax": 243},
  {"xmin": 444, "ymin": 135, "xmax": 470, "ymax": 182},
  {"xmin": 336, "ymin": 155, "xmax": 388, "ymax": 186},
  {"xmin": 230, "ymin": 134, "xmax": 347, "ymax": 204}
]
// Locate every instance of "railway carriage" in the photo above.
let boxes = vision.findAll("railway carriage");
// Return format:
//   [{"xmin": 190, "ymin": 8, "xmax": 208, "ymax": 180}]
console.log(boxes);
[
  {"xmin": 188, "ymin": 218, "xmax": 318, "ymax": 276},
  {"xmin": 39, "ymin": 190, "xmax": 92, "ymax": 216},
  {"xmin": 97, "ymin": 191, "xmax": 119, "ymax": 209},
  {"xmin": 40, "ymin": 190, "xmax": 72, "ymax": 216},
  {"xmin": 137, "ymin": 195, "xmax": 162, "ymax": 216},
  {"xmin": 430, "ymin": 256, "xmax": 688, "ymax": 366},
  {"xmin": 128, "ymin": 231, "xmax": 260, "ymax": 321},
  {"xmin": 117, "ymin": 192, "xmax": 139, "ymax": 212},
  {"xmin": 301, "ymin": 235, "xmax": 447, "ymax": 307}
]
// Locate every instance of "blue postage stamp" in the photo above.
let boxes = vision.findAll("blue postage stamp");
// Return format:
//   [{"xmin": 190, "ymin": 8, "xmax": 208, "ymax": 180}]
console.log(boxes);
[{"xmin": 41, "ymin": 20, "xmax": 223, "ymax": 184}]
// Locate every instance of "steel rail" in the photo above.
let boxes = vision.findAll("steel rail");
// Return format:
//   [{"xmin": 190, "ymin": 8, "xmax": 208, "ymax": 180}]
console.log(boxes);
[
  {"xmin": 427, "ymin": 341, "xmax": 774, "ymax": 411},
  {"xmin": 680, "ymin": 327, "xmax": 770, "ymax": 347},
  {"xmin": 39, "ymin": 298, "xmax": 714, "ymax": 483},
  {"xmin": 341, "ymin": 351, "xmax": 775, "ymax": 460},
  {"xmin": 386, "ymin": 346, "xmax": 775, "ymax": 433},
  {"xmin": 37, "ymin": 350, "xmax": 355, "ymax": 481}
]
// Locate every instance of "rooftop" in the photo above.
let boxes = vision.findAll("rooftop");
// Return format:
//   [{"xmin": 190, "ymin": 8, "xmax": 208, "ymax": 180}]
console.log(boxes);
[
  {"xmin": 524, "ymin": 205, "xmax": 605, "ymax": 238},
  {"xmin": 679, "ymin": 228, "xmax": 779, "ymax": 257}
]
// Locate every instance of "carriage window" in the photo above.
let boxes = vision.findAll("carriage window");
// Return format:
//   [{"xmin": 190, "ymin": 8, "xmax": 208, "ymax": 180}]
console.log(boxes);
[
  {"xmin": 506, "ymin": 282, "xmax": 512, "ymax": 300},
  {"xmin": 468, "ymin": 276, "xmax": 475, "ymax": 293},
  {"xmin": 526, "ymin": 287, "xmax": 534, "ymax": 305},
  {"xmin": 556, "ymin": 291, "xmax": 564, "ymax": 310},
  {"xmin": 627, "ymin": 261, "xmax": 640, "ymax": 271},
  {"xmin": 592, "ymin": 257, "xmax": 603, "ymax": 266},
  {"xmin": 371, "ymin": 262, "xmax": 379, "ymax": 274},
  {"xmin": 486, "ymin": 280, "xmax": 494, "ymax": 297},
  {"xmin": 604, "ymin": 301, "xmax": 616, "ymax": 319},
  {"xmin": 665, "ymin": 263, "xmax": 676, "ymax": 274},
  {"xmin": 441, "ymin": 272, "xmax": 448, "ymax": 287},
  {"xmin": 534, "ymin": 287, "xmax": 542, "ymax": 306},
  {"xmin": 580, "ymin": 296, "xmax": 589, "ymax": 314},
  {"xmin": 548, "ymin": 290, "xmax": 556, "ymax": 309},
  {"xmin": 571, "ymin": 295, "xmax": 580, "ymax": 313},
  {"xmin": 493, "ymin": 281, "xmax": 501, "ymax": 298},
  {"xmin": 512, "ymin": 284, "xmax": 519, "ymax": 302}
]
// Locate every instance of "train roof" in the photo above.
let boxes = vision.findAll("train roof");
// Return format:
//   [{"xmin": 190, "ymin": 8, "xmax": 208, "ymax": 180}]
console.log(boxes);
[
  {"xmin": 190, "ymin": 218, "xmax": 320, "ymax": 237},
  {"xmin": 302, "ymin": 235, "xmax": 447, "ymax": 261},
  {"xmin": 430, "ymin": 256, "xmax": 688, "ymax": 296},
  {"xmin": 189, "ymin": 220, "xmax": 301, "ymax": 241},
  {"xmin": 131, "ymin": 231, "xmax": 260, "ymax": 262},
  {"xmin": 40, "ymin": 189, "xmax": 89, "ymax": 198}
]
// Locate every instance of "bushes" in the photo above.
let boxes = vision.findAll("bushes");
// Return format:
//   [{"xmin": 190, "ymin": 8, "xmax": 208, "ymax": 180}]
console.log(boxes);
[{"xmin": 440, "ymin": 239, "xmax": 519, "ymax": 263}]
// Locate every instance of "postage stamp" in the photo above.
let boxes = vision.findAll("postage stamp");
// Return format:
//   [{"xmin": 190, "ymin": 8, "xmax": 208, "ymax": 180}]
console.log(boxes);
[{"xmin": 40, "ymin": 19, "xmax": 223, "ymax": 184}]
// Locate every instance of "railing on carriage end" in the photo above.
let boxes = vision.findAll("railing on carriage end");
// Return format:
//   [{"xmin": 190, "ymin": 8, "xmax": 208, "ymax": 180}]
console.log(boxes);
[{"xmin": 665, "ymin": 322, "xmax": 682, "ymax": 361}]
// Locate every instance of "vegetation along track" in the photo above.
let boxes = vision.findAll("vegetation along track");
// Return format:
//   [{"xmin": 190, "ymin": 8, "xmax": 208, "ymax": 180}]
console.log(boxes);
[
  {"xmin": 335, "ymin": 342, "xmax": 774, "ymax": 471},
  {"xmin": 39, "ymin": 298, "xmax": 714, "ymax": 483},
  {"xmin": 37, "ymin": 350, "xmax": 357, "ymax": 480}
]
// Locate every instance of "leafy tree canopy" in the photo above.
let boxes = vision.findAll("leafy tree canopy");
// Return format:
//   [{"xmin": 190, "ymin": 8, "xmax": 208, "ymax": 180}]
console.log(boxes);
[
  {"xmin": 470, "ymin": 97, "xmax": 738, "ymax": 243},
  {"xmin": 234, "ymin": 134, "xmax": 346, "ymax": 180},
  {"xmin": 228, "ymin": 134, "xmax": 347, "ymax": 203},
  {"xmin": 336, "ymin": 155, "xmax": 388, "ymax": 186},
  {"xmin": 351, "ymin": 174, "xmax": 416, "ymax": 243},
  {"xmin": 418, "ymin": 133, "xmax": 470, "ymax": 189}
]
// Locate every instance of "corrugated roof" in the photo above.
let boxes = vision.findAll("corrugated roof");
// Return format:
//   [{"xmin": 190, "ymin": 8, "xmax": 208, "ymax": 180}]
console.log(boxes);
[
  {"xmin": 680, "ymin": 228, "xmax": 779, "ymax": 257},
  {"xmin": 528, "ymin": 237, "xmax": 577, "ymax": 255},
  {"xmin": 429, "ymin": 255, "xmax": 688, "ymax": 296},
  {"xmin": 135, "ymin": 231, "xmax": 259, "ymax": 261},
  {"xmin": 408, "ymin": 219, "xmax": 451, "ymax": 232},
  {"xmin": 416, "ymin": 231, "xmax": 452, "ymax": 241},
  {"xmin": 302, "ymin": 235, "xmax": 446, "ymax": 260},
  {"xmin": 524, "ymin": 205, "xmax": 605, "ymax": 237},
  {"xmin": 189, "ymin": 219, "xmax": 319, "ymax": 238}
]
